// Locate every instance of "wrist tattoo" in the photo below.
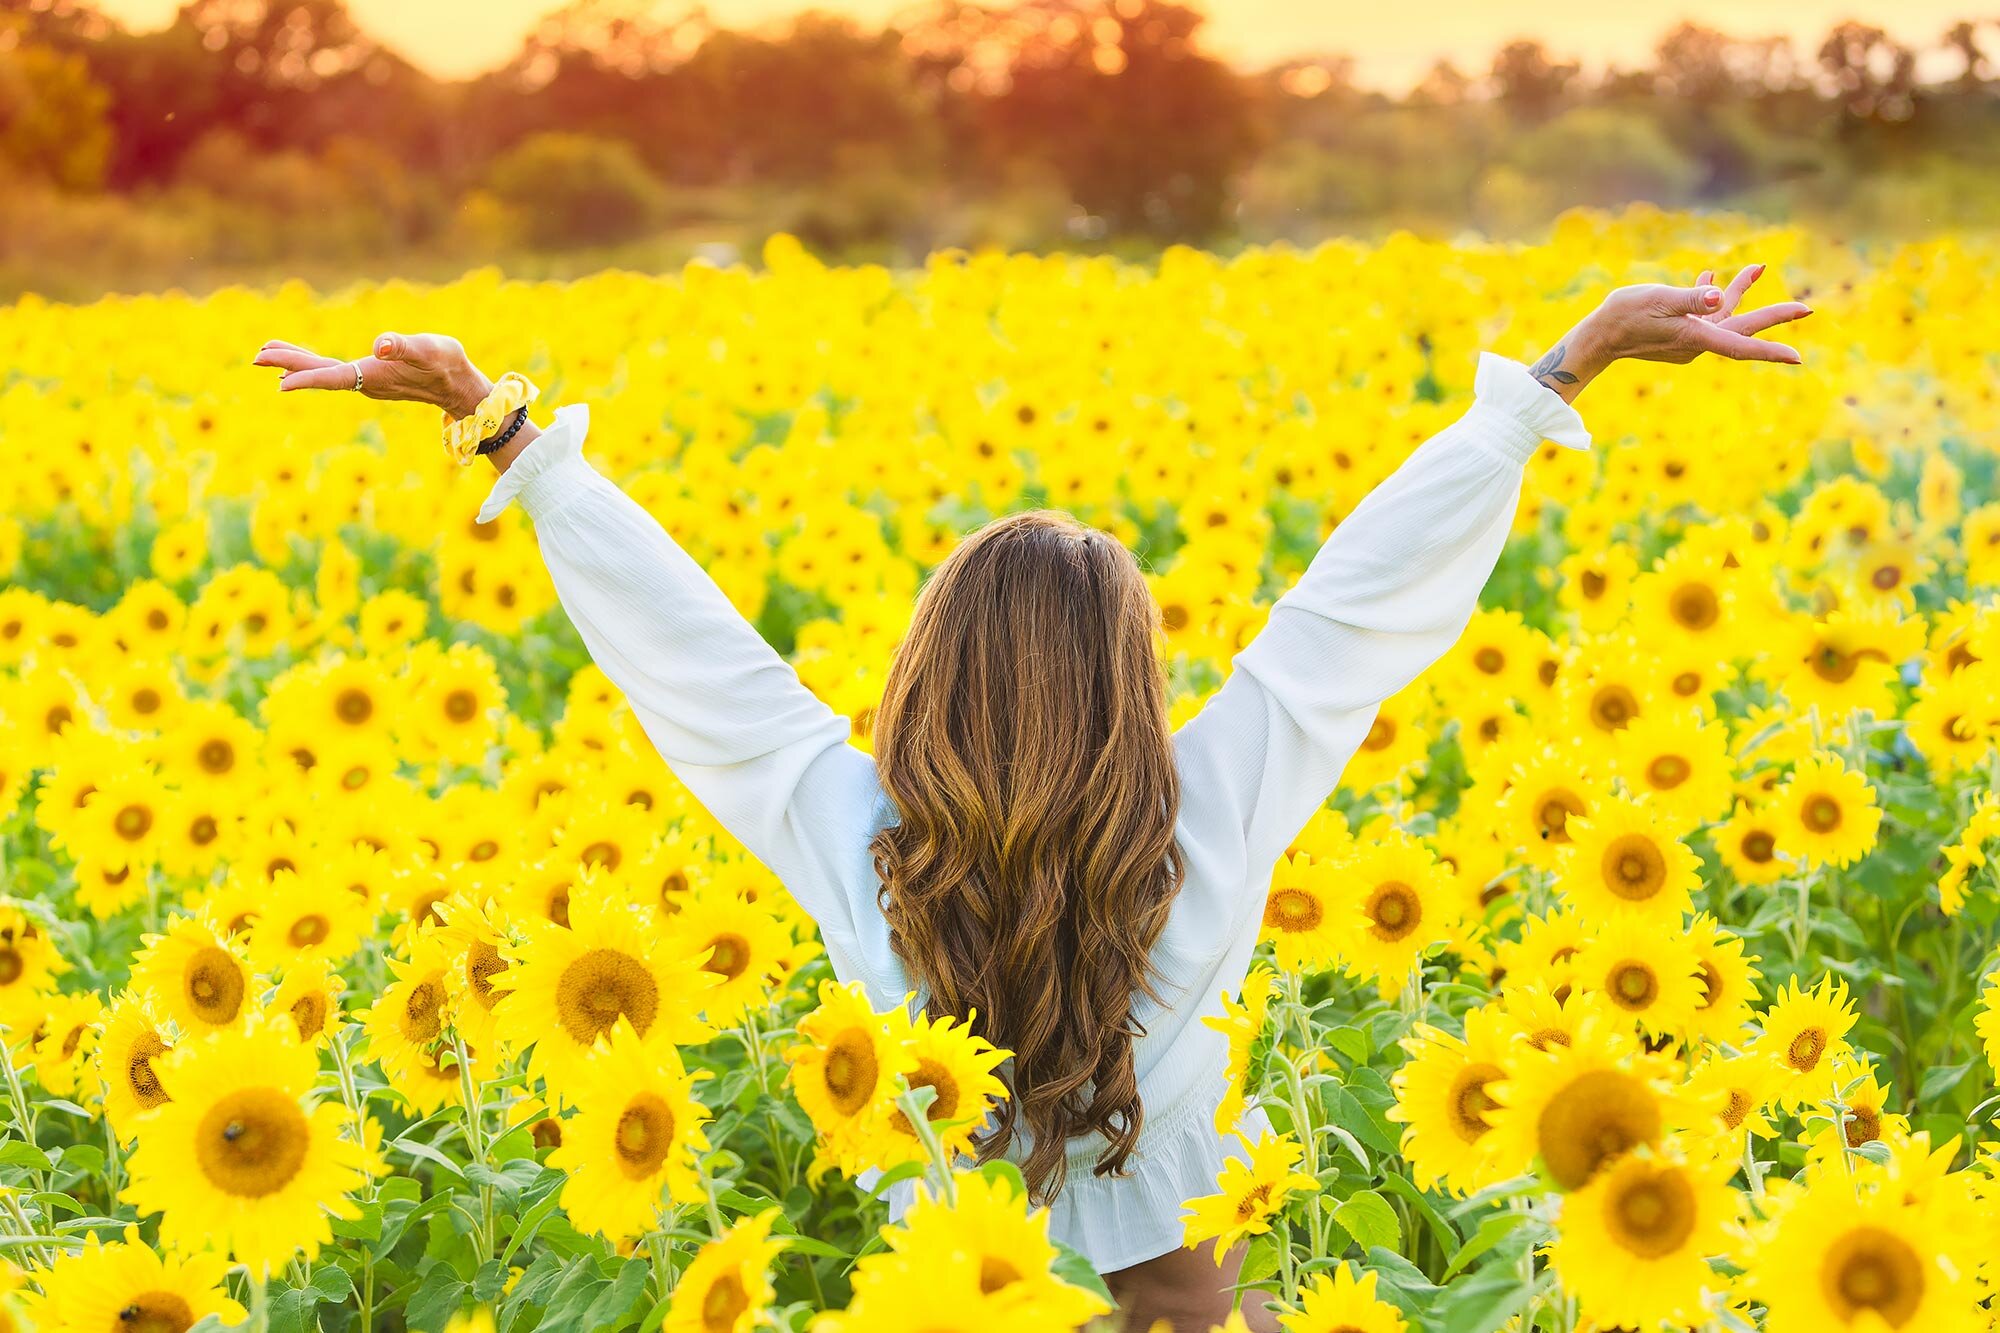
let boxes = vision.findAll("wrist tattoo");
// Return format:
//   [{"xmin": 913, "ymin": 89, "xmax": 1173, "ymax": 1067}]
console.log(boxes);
[{"xmin": 1529, "ymin": 343, "xmax": 1580, "ymax": 392}]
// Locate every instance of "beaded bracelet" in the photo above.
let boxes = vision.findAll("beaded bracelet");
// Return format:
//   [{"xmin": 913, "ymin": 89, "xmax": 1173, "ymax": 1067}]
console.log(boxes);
[
  {"xmin": 475, "ymin": 406, "xmax": 529, "ymax": 457},
  {"xmin": 442, "ymin": 372, "xmax": 539, "ymax": 466}
]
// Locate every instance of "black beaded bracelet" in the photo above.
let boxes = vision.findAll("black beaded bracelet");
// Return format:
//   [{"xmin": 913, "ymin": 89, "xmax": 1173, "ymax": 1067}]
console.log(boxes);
[{"xmin": 474, "ymin": 406, "xmax": 529, "ymax": 456}]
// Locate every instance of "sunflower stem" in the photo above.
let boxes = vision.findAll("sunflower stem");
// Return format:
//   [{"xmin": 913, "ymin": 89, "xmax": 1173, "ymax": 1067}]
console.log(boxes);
[
  {"xmin": 244, "ymin": 1270, "xmax": 269, "ymax": 1333},
  {"xmin": 896, "ymin": 1084, "xmax": 956, "ymax": 1206},
  {"xmin": 332, "ymin": 1028, "xmax": 378, "ymax": 1333},
  {"xmin": 0, "ymin": 1045, "xmax": 46, "ymax": 1196},
  {"xmin": 454, "ymin": 1035, "xmax": 496, "ymax": 1259}
]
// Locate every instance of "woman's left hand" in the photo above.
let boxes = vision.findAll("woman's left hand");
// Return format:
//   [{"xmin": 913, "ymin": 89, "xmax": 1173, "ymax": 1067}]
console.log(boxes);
[{"xmin": 1531, "ymin": 264, "xmax": 1814, "ymax": 403}]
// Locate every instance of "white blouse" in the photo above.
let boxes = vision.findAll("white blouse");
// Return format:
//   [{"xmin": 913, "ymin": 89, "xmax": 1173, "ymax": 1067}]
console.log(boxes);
[{"xmin": 478, "ymin": 352, "xmax": 1591, "ymax": 1272}]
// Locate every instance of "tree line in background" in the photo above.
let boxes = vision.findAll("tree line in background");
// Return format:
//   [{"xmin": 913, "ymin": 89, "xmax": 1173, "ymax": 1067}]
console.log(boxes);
[{"xmin": 2, "ymin": 0, "xmax": 1998, "ymax": 297}]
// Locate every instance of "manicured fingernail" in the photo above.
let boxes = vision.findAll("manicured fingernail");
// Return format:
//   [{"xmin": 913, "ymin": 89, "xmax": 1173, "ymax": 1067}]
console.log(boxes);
[{"xmin": 1704, "ymin": 289, "xmax": 1722, "ymax": 306}]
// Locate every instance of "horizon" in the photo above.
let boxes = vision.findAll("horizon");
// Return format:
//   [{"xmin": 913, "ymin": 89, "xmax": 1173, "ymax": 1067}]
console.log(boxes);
[{"xmin": 92, "ymin": 0, "xmax": 1985, "ymax": 89}]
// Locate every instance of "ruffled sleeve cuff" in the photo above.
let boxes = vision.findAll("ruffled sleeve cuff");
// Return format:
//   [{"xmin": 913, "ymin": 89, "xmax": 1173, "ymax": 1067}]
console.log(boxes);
[
  {"xmin": 476, "ymin": 404, "xmax": 594, "ymax": 525},
  {"xmin": 1465, "ymin": 352, "xmax": 1593, "ymax": 465}
]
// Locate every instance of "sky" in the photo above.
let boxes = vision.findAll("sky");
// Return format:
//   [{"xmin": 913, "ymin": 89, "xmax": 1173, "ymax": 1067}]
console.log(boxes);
[{"xmin": 94, "ymin": 1, "xmax": 1982, "ymax": 88}]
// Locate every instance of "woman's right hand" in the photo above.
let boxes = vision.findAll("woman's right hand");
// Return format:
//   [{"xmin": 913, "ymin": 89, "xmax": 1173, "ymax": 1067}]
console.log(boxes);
[{"xmin": 253, "ymin": 332, "xmax": 493, "ymax": 419}]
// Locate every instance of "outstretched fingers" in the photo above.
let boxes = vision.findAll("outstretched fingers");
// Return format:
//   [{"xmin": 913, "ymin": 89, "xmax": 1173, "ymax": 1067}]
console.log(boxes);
[
  {"xmin": 1715, "ymin": 263, "xmax": 1766, "ymax": 318},
  {"xmin": 1686, "ymin": 317, "xmax": 1802, "ymax": 365},
  {"xmin": 1721, "ymin": 301, "xmax": 1813, "ymax": 337}
]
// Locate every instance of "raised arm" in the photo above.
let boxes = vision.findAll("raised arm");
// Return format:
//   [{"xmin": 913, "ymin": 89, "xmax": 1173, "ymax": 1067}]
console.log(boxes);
[
  {"xmin": 1170, "ymin": 268, "xmax": 1811, "ymax": 921},
  {"xmin": 252, "ymin": 333, "xmax": 883, "ymax": 952}
]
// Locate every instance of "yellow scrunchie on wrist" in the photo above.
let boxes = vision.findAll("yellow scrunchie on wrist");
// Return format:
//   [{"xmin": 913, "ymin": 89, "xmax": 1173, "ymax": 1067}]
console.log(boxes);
[{"xmin": 442, "ymin": 372, "xmax": 539, "ymax": 466}]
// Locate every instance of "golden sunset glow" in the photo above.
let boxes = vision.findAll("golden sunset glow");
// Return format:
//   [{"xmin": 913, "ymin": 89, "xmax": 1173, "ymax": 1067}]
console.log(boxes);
[{"xmin": 91, "ymin": 0, "xmax": 1975, "ymax": 85}]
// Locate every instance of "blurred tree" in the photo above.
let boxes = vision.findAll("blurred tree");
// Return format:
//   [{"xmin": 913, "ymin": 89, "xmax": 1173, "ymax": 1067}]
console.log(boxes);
[
  {"xmin": 484, "ymin": 130, "xmax": 665, "ymax": 247},
  {"xmin": 965, "ymin": 0, "xmax": 1263, "ymax": 239},
  {"xmin": 1490, "ymin": 40, "xmax": 1578, "ymax": 122},
  {"xmin": 0, "ymin": 33, "xmax": 112, "ymax": 189},
  {"xmin": 1943, "ymin": 21, "xmax": 1990, "ymax": 91},
  {"xmin": 1817, "ymin": 21, "xmax": 1919, "ymax": 122}
]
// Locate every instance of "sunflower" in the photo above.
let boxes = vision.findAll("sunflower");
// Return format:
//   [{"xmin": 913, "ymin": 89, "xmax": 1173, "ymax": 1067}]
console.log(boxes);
[
  {"xmin": 1610, "ymin": 708, "xmax": 1734, "ymax": 829},
  {"xmin": 1493, "ymin": 984, "xmax": 1608, "ymax": 1055},
  {"xmin": 1341, "ymin": 687, "xmax": 1431, "ymax": 792},
  {"xmin": 1804, "ymin": 1066, "xmax": 1908, "ymax": 1169},
  {"xmin": 664, "ymin": 1207, "xmax": 786, "ymax": 1333},
  {"xmin": 28, "ymin": 989, "xmax": 103, "ymax": 1099},
  {"xmin": 663, "ymin": 886, "xmax": 798, "ymax": 1025},
  {"xmin": 495, "ymin": 883, "xmax": 716, "ymax": 1092},
  {"xmin": 153, "ymin": 699, "xmax": 262, "ymax": 795},
  {"xmin": 1180, "ymin": 1131, "xmax": 1319, "ymax": 1258},
  {"xmin": 120, "ymin": 1019, "xmax": 373, "ymax": 1276},
  {"xmin": 1204, "ymin": 965, "xmax": 1275, "ymax": 1133},
  {"xmin": 1258, "ymin": 853, "xmax": 1352, "ymax": 973},
  {"xmin": 129, "ymin": 914, "xmax": 255, "ymax": 1034},
  {"xmin": 361, "ymin": 931, "xmax": 457, "ymax": 1091},
  {"xmin": 24, "ymin": 1225, "xmax": 244, "ymax": 1333},
  {"xmin": 1559, "ymin": 797, "xmax": 1701, "ymax": 923},
  {"xmin": 785, "ymin": 980, "xmax": 912, "ymax": 1171},
  {"xmin": 1572, "ymin": 917, "xmax": 1705, "ymax": 1041},
  {"xmin": 1714, "ymin": 799, "xmax": 1790, "ymax": 886},
  {"xmin": 65, "ymin": 770, "xmax": 169, "ymax": 871},
  {"xmin": 1684, "ymin": 1051, "xmax": 1785, "ymax": 1139},
  {"xmin": 408, "ymin": 642, "xmax": 506, "ymax": 765},
  {"xmin": 1334, "ymin": 833, "xmax": 1456, "ymax": 991},
  {"xmin": 1279, "ymin": 1263, "xmax": 1406, "ymax": 1333},
  {"xmin": 270, "ymin": 959, "xmax": 347, "ymax": 1048},
  {"xmin": 1903, "ymin": 669, "xmax": 1998, "ymax": 777},
  {"xmin": 1388, "ymin": 1003, "xmax": 1515, "ymax": 1196},
  {"xmin": 876, "ymin": 1009, "xmax": 1010, "ymax": 1169},
  {"xmin": 1978, "ymin": 971, "xmax": 2000, "ymax": 1083},
  {"xmin": 1495, "ymin": 744, "xmax": 1608, "ymax": 869},
  {"xmin": 1550, "ymin": 1147, "xmax": 1735, "ymax": 1329},
  {"xmin": 1491, "ymin": 910, "xmax": 1593, "ymax": 1000},
  {"xmin": 876, "ymin": 1171, "xmax": 1109, "ymax": 1325},
  {"xmin": 547, "ymin": 1021, "xmax": 712, "ymax": 1239},
  {"xmin": 1749, "ymin": 1182, "xmax": 1983, "ymax": 1333},
  {"xmin": 245, "ymin": 867, "xmax": 375, "ymax": 972},
  {"xmin": 0, "ymin": 905, "xmax": 67, "ymax": 1032},
  {"xmin": 1681, "ymin": 912, "xmax": 1761, "ymax": 1044},
  {"xmin": 1755, "ymin": 975, "xmax": 1859, "ymax": 1110},
  {"xmin": 1769, "ymin": 603, "xmax": 1922, "ymax": 719},
  {"xmin": 432, "ymin": 893, "xmax": 514, "ymax": 1053},
  {"xmin": 1776, "ymin": 754, "xmax": 1882, "ymax": 870},
  {"xmin": 97, "ymin": 991, "xmax": 174, "ymax": 1140},
  {"xmin": 1486, "ymin": 1018, "xmax": 1681, "ymax": 1190}
]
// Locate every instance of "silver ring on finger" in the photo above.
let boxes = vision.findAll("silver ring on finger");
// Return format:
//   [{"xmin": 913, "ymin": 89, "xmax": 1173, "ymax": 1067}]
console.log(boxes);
[{"xmin": 352, "ymin": 361, "xmax": 365, "ymax": 392}]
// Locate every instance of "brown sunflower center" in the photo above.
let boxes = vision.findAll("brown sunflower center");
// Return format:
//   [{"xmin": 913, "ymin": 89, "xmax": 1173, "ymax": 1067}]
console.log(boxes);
[
  {"xmin": 702, "ymin": 934, "xmax": 751, "ymax": 982},
  {"xmin": 890, "ymin": 1057, "xmax": 962, "ymax": 1136},
  {"xmin": 443, "ymin": 689, "xmax": 479, "ymax": 723},
  {"xmin": 1646, "ymin": 755, "xmax": 1691, "ymax": 789},
  {"xmin": 403, "ymin": 978, "xmax": 446, "ymax": 1043},
  {"xmin": 1786, "ymin": 1026, "xmax": 1827, "ymax": 1072},
  {"xmin": 556, "ymin": 949, "xmax": 660, "ymax": 1044},
  {"xmin": 334, "ymin": 688, "xmax": 373, "ymax": 725},
  {"xmin": 1605, "ymin": 1167, "xmax": 1697, "ymax": 1259},
  {"xmin": 821, "ymin": 1029, "xmax": 880, "ymax": 1116},
  {"xmin": 1803, "ymin": 795, "xmax": 1843, "ymax": 832},
  {"xmin": 115, "ymin": 803, "xmax": 154, "ymax": 841},
  {"xmin": 467, "ymin": 942, "xmax": 507, "ymax": 1010},
  {"xmin": 1365, "ymin": 882, "xmax": 1421, "ymax": 941},
  {"xmin": 290, "ymin": 992, "xmax": 329, "ymax": 1042},
  {"xmin": 1362, "ymin": 717, "xmax": 1397, "ymax": 751},
  {"xmin": 128, "ymin": 1032, "xmax": 170, "ymax": 1108},
  {"xmin": 1590, "ymin": 685, "xmax": 1639, "ymax": 732},
  {"xmin": 287, "ymin": 914, "xmax": 330, "ymax": 947},
  {"xmin": 1448, "ymin": 1063, "xmax": 1504, "ymax": 1143},
  {"xmin": 700, "ymin": 1274, "xmax": 750, "ymax": 1333},
  {"xmin": 194, "ymin": 1086, "xmax": 310, "ymax": 1198},
  {"xmin": 1669, "ymin": 584, "xmax": 1720, "ymax": 631},
  {"xmin": 1608, "ymin": 962, "xmax": 1659, "ymax": 1009},
  {"xmin": 978, "ymin": 1256, "xmax": 1022, "ymax": 1294},
  {"xmin": 1845, "ymin": 1105, "xmax": 1883, "ymax": 1148},
  {"xmin": 1536, "ymin": 1068, "xmax": 1662, "ymax": 1190},
  {"xmin": 612, "ymin": 1092, "xmax": 676, "ymax": 1180},
  {"xmin": 1823, "ymin": 1226, "xmax": 1924, "ymax": 1327},
  {"xmin": 1534, "ymin": 790, "xmax": 1584, "ymax": 844},
  {"xmin": 1602, "ymin": 835, "xmax": 1667, "ymax": 901},
  {"xmin": 115, "ymin": 1292, "xmax": 196, "ymax": 1333},
  {"xmin": 197, "ymin": 738, "xmax": 235, "ymax": 774},
  {"xmin": 185, "ymin": 946, "xmax": 246, "ymax": 1025},
  {"xmin": 1740, "ymin": 830, "xmax": 1776, "ymax": 863},
  {"xmin": 1720, "ymin": 1088, "xmax": 1750, "ymax": 1130},
  {"xmin": 1264, "ymin": 887, "xmax": 1323, "ymax": 933}
]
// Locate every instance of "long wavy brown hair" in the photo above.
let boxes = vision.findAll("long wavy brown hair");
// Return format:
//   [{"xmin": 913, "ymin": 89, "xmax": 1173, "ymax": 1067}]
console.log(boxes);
[{"xmin": 870, "ymin": 509, "xmax": 1186, "ymax": 1204}]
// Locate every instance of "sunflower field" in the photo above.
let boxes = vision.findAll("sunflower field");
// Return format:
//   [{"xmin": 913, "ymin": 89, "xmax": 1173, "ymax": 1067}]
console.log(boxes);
[{"xmin": 2, "ymin": 210, "xmax": 2000, "ymax": 1333}]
